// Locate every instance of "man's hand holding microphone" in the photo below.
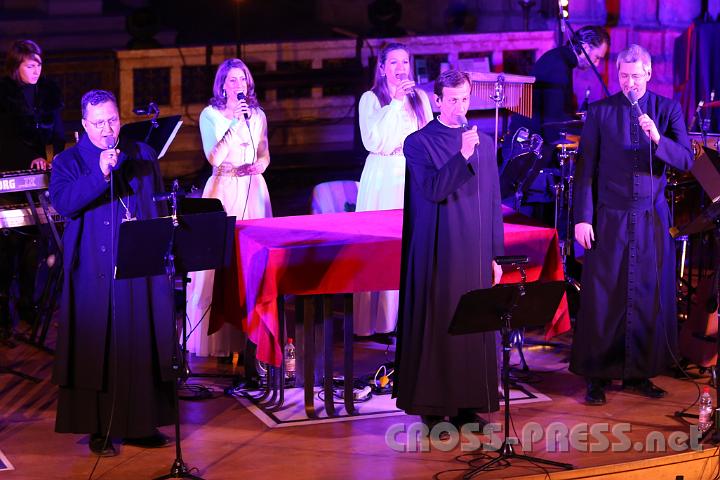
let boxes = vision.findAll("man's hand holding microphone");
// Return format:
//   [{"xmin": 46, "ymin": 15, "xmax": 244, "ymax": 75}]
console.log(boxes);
[
  {"xmin": 100, "ymin": 137, "xmax": 119, "ymax": 179},
  {"xmin": 459, "ymin": 115, "xmax": 479, "ymax": 160}
]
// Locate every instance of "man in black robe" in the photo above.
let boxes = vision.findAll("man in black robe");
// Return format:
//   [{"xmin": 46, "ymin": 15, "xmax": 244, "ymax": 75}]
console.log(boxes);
[
  {"xmin": 571, "ymin": 44, "xmax": 693, "ymax": 405},
  {"xmin": 394, "ymin": 70, "xmax": 504, "ymax": 428},
  {"xmin": 50, "ymin": 90, "xmax": 176, "ymax": 455}
]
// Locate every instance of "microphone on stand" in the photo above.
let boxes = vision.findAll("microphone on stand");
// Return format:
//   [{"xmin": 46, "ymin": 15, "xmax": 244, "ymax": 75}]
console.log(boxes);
[
  {"xmin": 397, "ymin": 73, "xmax": 416, "ymax": 98},
  {"xmin": 558, "ymin": 0, "xmax": 566, "ymax": 33},
  {"xmin": 691, "ymin": 99, "xmax": 705, "ymax": 131},
  {"xmin": 579, "ymin": 87, "xmax": 591, "ymax": 113},
  {"xmin": 132, "ymin": 102, "xmax": 159, "ymax": 116}
]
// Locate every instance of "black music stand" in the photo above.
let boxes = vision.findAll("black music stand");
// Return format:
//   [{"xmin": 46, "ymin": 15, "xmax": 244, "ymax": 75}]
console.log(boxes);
[
  {"xmin": 120, "ymin": 115, "xmax": 182, "ymax": 159},
  {"xmin": 115, "ymin": 201, "xmax": 233, "ymax": 480},
  {"xmin": 449, "ymin": 270, "xmax": 572, "ymax": 478}
]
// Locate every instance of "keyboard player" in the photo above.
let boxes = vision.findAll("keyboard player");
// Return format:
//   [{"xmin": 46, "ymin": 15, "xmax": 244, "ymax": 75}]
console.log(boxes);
[{"xmin": 0, "ymin": 40, "xmax": 65, "ymax": 341}]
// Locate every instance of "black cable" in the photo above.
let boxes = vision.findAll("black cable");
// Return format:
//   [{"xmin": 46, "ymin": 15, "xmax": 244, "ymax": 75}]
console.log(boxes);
[
  {"xmin": 239, "ymin": 111, "xmax": 257, "ymax": 221},
  {"xmin": 87, "ymin": 161, "xmax": 120, "ymax": 480},
  {"xmin": 640, "ymin": 113, "xmax": 704, "ymax": 422}
]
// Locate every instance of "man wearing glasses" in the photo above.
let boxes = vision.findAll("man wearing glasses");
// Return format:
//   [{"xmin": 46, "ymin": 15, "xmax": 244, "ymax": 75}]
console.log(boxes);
[
  {"xmin": 49, "ymin": 90, "xmax": 175, "ymax": 456},
  {"xmin": 571, "ymin": 45, "xmax": 693, "ymax": 405}
]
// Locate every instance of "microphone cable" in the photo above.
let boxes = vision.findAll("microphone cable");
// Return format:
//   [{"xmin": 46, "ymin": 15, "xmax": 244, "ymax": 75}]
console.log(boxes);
[
  {"xmin": 644, "ymin": 110, "xmax": 705, "ymax": 421},
  {"xmin": 235, "ymin": 93, "xmax": 257, "ymax": 222},
  {"xmin": 467, "ymin": 122, "xmax": 497, "ymax": 458},
  {"xmin": 239, "ymin": 112, "xmax": 257, "ymax": 221},
  {"xmin": 87, "ymin": 149, "xmax": 120, "ymax": 480}
]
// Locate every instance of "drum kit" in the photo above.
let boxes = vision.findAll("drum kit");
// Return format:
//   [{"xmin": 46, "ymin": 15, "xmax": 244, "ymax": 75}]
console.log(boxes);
[{"xmin": 500, "ymin": 117, "xmax": 585, "ymax": 316}]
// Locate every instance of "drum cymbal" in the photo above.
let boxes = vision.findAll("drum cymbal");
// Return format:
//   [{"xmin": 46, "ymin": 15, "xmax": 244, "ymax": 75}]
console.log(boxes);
[
  {"xmin": 542, "ymin": 119, "xmax": 585, "ymax": 128},
  {"xmin": 552, "ymin": 139, "xmax": 579, "ymax": 147}
]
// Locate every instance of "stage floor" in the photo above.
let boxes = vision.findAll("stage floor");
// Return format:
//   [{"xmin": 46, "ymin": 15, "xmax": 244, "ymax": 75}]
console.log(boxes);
[{"xmin": 1, "ymin": 321, "xmax": 719, "ymax": 479}]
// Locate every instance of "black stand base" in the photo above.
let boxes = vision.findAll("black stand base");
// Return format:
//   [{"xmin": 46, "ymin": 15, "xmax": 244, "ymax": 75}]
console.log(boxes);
[
  {"xmin": 465, "ymin": 441, "xmax": 574, "ymax": 479},
  {"xmin": 153, "ymin": 458, "xmax": 204, "ymax": 480}
]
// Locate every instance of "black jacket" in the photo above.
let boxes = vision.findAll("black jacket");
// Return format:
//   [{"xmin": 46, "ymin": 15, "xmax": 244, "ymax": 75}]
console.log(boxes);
[{"xmin": 0, "ymin": 76, "xmax": 65, "ymax": 171}]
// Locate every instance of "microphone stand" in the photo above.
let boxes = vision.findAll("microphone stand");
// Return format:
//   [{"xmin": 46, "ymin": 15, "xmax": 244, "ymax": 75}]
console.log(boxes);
[
  {"xmin": 137, "ymin": 102, "xmax": 160, "ymax": 144},
  {"xmin": 491, "ymin": 75, "xmax": 505, "ymax": 153},
  {"xmin": 561, "ymin": 18, "xmax": 611, "ymax": 98},
  {"xmin": 154, "ymin": 181, "xmax": 203, "ymax": 480}
]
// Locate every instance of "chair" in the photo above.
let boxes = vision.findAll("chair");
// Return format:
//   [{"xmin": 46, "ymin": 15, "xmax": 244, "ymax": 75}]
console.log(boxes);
[{"xmin": 310, "ymin": 180, "xmax": 360, "ymax": 214}]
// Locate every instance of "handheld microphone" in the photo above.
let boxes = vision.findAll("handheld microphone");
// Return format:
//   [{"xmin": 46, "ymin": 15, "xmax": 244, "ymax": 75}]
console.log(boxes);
[
  {"xmin": 105, "ymin": 136, "xmax": 118, "ymax": 173},
  {"xmin": 236, "ymin": 92, "xmax": 250, "ymax": 120},
  {"xmin": 627, "ymin": 90, "xmax": 644, "ymax": 118},
  {"xmin": 456, "ymin": 115, "xmax": 469, "ymax": 130},
  {"xmin": 397, "ymin": 73, "xmax": 416, "ymax": 98}
]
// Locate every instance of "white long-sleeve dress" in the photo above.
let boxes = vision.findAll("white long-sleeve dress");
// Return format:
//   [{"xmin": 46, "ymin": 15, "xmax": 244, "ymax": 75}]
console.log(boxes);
[
  {"xmin": 353, "ymin": 89, "xmax": 433, "ymax": 336},
  {"xmin": 186, "ymin": 105, "xmax": 272, "ymax": 357}
]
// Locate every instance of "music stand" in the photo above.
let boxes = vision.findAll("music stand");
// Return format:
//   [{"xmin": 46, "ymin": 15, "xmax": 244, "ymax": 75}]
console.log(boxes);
[
  {"xmin": 120, "ymin": 115, "xmax": 182, "ymax": 159},
  {"xmin": 115, "ymin": 200, "xmax": 233, "ymax": 480},
  {"xmin": 449, "ymin": 266, "xmax": 572, "ymax": 478}
]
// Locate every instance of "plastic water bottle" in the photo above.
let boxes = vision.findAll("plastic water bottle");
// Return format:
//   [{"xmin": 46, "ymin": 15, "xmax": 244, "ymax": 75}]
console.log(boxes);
[
  {"xmin": 699, "ymin": 386, "xmax": 713, "ymax": 432},
  {"xmin": 284, "ymin": 338, "xmax": 296, "ymax": 385}
]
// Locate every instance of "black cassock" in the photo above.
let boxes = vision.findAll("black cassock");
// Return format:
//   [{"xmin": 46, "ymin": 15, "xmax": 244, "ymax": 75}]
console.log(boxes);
[
  {"xmin": 394, "ymin": 119, "xmax": 504, "ymax": 417},
  {"xmin": 571, "ymin": 91, "xmax": 693, "ymax": 379},
  {"xmin": 50, "ymin": 134, "xmax": 176, "ymax": 438}
]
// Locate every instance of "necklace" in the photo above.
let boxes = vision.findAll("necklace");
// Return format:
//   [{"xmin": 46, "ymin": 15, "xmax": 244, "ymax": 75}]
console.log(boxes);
[{"xmin": 118, "ymin": 195, "xmax": 136, "ymax": 222}]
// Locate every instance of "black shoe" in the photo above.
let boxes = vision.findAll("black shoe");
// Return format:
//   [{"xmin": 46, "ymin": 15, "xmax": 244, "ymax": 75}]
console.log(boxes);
[
  {"xmin": 420, "ymin": 414, "xmax": 443, "ymax": 429},
  {"xmin": 585, "ymin": 379, "xmax": 607, "ymax": 405},
  {"xmin": 622, "ymin": 379, "xmax": 666, "ymax": 399},
  {"xmin": 89, "ymin": 434, "xmax": 116, "ymax": 457},
  {"xmin": 420, "ymin": 415, "xmax": 452, "ymax": 440},
  {"xmin": 450, "ymin": 409, "xmax": 487, "ymax": 431},
  {"xmin": 123, "ymin": 430, "xmax": 173, "ymax": 448}
]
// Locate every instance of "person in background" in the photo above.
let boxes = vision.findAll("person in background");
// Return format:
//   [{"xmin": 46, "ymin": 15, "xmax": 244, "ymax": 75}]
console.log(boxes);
[
  {"xmin": 501, "ymin": 26, "xmax": 609, "ymax": 224},
  {"xmin": 0, "ymin": 39, "xmax": 65, "ymax": 342},
  {"xmin": 186, "ymin": 58, "xmax": 272, "ymax": 359},
  {"xmin": 50, "ymin": 89, "xmax": 174, "ymax": 455},
  {"xmin": 354, "ymin": 42, "xmax": 433, "ymax": 341}
]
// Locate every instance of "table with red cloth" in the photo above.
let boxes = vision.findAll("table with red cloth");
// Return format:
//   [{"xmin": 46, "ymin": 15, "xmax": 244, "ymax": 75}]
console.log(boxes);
[{"xmin": 209, "ymin": 208, "xmax": 570, "ymax": 368}]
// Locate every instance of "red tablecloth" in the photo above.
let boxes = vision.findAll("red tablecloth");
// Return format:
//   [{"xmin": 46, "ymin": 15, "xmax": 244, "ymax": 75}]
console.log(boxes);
[{"xmin": 211, "ymin": 209, "xmax": 570, "ymax": 366}]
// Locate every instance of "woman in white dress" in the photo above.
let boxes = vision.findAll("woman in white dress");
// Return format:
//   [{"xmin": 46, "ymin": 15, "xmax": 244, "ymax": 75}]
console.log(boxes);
[
  {"xmin": 354, "ymin": 43, "xmax": 433, "ymax": 337},
  {"xmin": 187, "ymin": 58, "xmax": 272, "ymax": 357}
]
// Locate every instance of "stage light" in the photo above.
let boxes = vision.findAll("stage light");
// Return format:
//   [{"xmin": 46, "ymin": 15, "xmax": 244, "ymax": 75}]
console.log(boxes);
[{"xmin": 559, "ymin": 0, "xmax": 569, "ymax": 18}]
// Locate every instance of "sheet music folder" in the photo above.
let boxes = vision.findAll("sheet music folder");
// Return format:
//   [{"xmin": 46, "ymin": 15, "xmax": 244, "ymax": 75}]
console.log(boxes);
[
  {"xmin": 120, "ymin": 115, "xmax": 182, "ymax": 159},
  {"xmin": 115, "ymin": 208, "xmax": 233, "ymax": 280}
]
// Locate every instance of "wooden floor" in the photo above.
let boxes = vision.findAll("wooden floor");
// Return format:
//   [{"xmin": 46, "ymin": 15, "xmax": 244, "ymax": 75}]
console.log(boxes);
[{"xmin": 2, "ymin": 322, "xmax": 720, "ymax": 480}]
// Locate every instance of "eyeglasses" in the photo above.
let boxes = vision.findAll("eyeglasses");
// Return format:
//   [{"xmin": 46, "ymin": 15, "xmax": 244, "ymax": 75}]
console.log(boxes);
[{"xmin": 87, "ymin": 117, "xmax": 120, "ymax": 130}]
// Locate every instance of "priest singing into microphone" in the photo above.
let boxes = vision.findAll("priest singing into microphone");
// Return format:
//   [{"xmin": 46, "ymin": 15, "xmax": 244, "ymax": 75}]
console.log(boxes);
[
  {"xmin": 50, "ymin": 89, "xmax": 175, "ymax": 455},
  {"xmin": 571, "ymin": 44, "xmax": 693, "ymax": 406},
  {"xmin": 394, "ymin": 69, "xmax": 504, "ymax": 430}
]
